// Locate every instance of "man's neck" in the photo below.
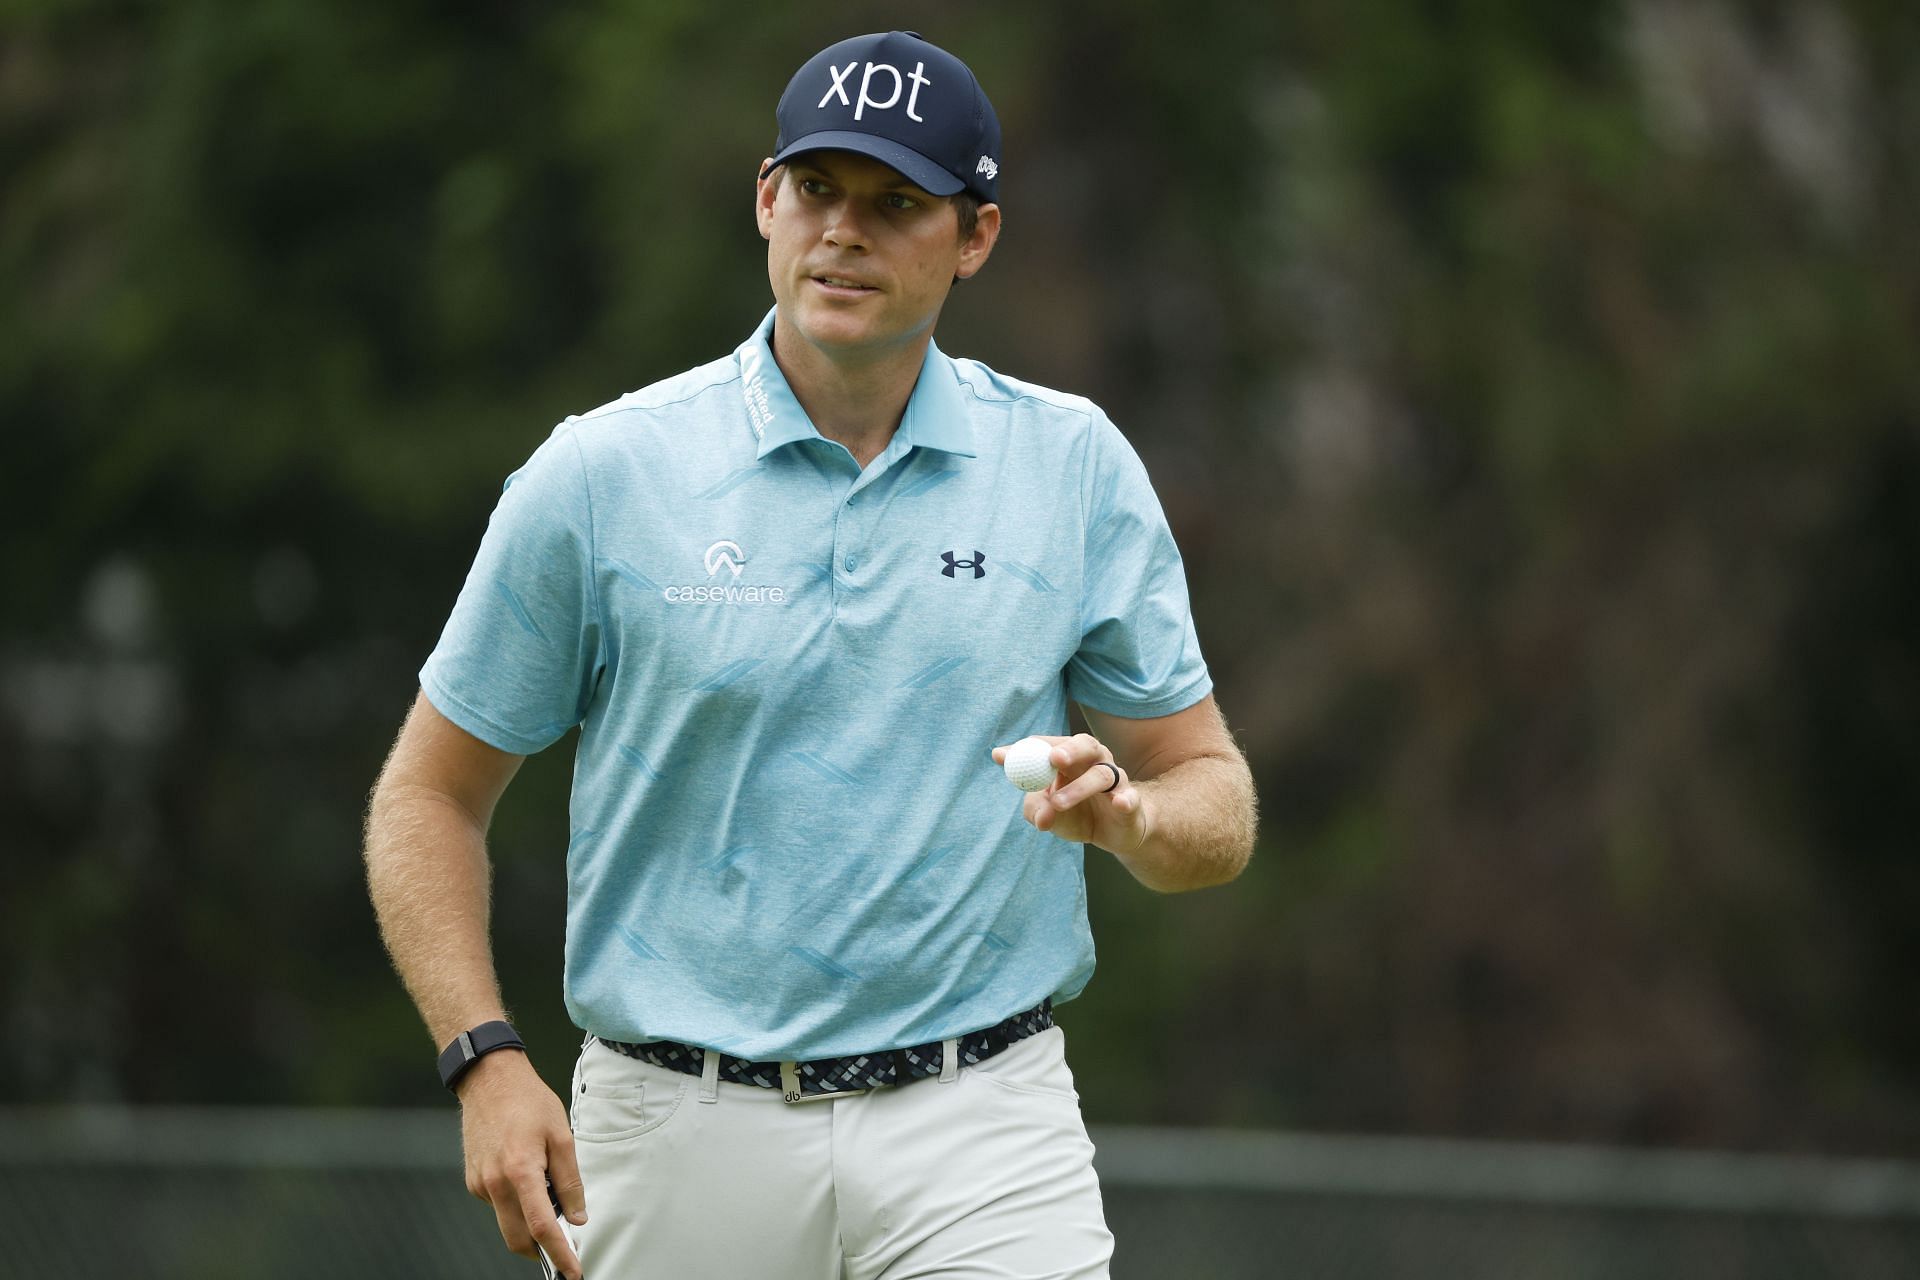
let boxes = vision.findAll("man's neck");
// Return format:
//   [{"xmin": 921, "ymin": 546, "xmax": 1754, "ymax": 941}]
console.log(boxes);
[{"xmin": 771, "ymin": 318, "xmax": 930, "ymax": 470}]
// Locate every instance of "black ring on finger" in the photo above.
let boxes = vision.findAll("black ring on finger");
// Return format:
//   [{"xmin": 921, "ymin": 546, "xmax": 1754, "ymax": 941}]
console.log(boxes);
[{"xmin": 1094, "ymin": 761, "xmax": 1121, "ymax": 793}]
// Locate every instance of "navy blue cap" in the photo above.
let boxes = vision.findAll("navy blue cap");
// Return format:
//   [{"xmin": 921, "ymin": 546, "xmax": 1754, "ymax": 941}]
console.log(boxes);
[{"xmin": 765, "ymin": 31, "xmax": 1002, "ymax": 205}]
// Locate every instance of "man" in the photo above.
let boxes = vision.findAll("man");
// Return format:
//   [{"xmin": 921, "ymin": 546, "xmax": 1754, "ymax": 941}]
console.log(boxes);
[{"xmin": 365, "ymin": 30, "xmax": 1255, "ymax": 1280}]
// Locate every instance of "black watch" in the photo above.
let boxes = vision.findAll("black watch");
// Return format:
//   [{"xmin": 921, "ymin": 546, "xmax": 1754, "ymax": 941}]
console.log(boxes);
[{"xmin": 437, "ymin": 1020, "xmax": 526, "ymax": 1092}]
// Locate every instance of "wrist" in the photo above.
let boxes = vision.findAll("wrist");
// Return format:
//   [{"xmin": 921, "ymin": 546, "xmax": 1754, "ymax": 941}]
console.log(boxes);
[
  {"xmin": 1099, "ymin": 785, "xmax": 1155, "ymax": 864},
  {"xmin": 450, "ymin": 1044, "xmax": 532, "ymax": 1101},
  {"xmin": 1127, "ymin": 784, "xmax": 1156, "ymax": 859}
]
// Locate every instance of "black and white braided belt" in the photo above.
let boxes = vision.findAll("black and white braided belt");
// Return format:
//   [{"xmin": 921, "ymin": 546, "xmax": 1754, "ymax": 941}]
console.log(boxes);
[{"xmin": 599, "ymin": 1000, "xmax": 1054, "ymax": 1103}]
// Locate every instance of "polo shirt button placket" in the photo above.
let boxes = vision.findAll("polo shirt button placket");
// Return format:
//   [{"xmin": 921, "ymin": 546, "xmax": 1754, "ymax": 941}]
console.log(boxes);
[{"xmin": 839, "ymin": 487, "xmax": 863, "ymax": 576}]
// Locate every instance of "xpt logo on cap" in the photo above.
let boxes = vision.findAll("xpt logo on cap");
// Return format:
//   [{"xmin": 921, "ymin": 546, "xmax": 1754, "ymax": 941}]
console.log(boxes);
[
  {"xmin": 768, "ymin": 31, "xmax": 1003, "ymax": 205},
  {"xmin": 817, "ymin": 57, "xmax": 934, "ymax": 122}
]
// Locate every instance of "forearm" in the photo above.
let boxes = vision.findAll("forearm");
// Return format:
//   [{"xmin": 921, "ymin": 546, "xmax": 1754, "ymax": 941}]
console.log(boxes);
[
  {"xmin": 1103, "ymin": 751, "xmax": 1256, "ymax": 893},
  {"xmin": 364, "ymin": 780, "xmax": 510, "ymax": 1046}
]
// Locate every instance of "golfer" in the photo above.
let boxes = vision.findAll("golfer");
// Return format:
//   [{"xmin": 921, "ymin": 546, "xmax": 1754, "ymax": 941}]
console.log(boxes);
[{"xmin": 365, "ymin": 29, "xmax": 1256, "ymax": 1279}]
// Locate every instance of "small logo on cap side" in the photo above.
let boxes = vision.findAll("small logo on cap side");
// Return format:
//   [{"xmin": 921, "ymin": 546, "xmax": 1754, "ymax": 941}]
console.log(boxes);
[{"xmin": 975, "ymin": 155, "xmax": 999, "ymax": 181}]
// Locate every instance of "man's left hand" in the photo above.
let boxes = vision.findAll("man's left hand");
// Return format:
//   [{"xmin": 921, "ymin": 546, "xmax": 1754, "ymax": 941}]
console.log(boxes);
[{"xmin": 991, "ymin": 734, "xmax": 1149, "ymax": 855}]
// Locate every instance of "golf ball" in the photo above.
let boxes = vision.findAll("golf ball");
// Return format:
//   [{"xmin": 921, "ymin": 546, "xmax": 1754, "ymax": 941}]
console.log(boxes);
[{"xmin": 1003, "ymin": 737, "xmax": 1057, "ymax": 793}]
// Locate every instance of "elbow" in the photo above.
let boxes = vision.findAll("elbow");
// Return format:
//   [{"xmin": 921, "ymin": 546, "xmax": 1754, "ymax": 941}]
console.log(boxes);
[
  {"xmin": 1120, "ymin": 755, "xmax": 1257, "ymax": 893},
  {"xmin": 1142, "ymin": 837, "xmax": 1253, "ymax": 894},
  {"xmin": 1223, "ymin": 832, "xmax": 1256, "ymax": 886},
  {"xmin": 1207, "ymin": 835, "xmax": 1257, "ymax": 891},
  {"xmin": 1203, "ymin": 770, "xmax": 1258, "ymax": 889}
]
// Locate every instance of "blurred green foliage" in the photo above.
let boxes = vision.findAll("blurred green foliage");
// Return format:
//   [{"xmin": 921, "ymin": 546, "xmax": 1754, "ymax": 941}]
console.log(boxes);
[{"xmin": 4, "ymin": 0, "xmax": 1919, "ymax": 1153}]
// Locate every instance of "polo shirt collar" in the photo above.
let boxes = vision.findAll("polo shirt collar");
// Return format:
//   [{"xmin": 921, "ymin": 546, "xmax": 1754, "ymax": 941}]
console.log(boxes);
[
  {"xmin": 896, "ymin": 340, "xmax": 977, "ymax": 459},
  {"xmin": 736, "ymin": 308, "xmax": 978, "ymax": 462}
]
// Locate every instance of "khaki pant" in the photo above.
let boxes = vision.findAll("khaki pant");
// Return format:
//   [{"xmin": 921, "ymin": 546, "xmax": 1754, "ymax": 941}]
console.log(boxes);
[{"xmin": 568, "ymin": 1025, "xmax": 1114, "ymax": 1278}]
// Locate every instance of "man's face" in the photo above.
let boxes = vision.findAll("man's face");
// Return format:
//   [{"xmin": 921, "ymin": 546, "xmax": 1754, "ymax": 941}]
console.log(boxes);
[{"xmin": 756, "ymin": 150, "xmax": 999, "ymax": 366}]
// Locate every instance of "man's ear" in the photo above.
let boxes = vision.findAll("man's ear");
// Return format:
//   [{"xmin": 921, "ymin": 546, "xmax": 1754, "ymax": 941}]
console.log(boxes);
[
  {"xmin": 755, "ymin": 159, "xmax": 780, "ymax": 241},
  {"xmin": 955, "ymin": 203, "xmax": 1002, "ymax": 281}
]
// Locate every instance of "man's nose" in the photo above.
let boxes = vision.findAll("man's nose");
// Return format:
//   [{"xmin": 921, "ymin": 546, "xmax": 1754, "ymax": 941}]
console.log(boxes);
[{"xmin": 823, "ymin": 201, "xmax": 871, "ymax": 251}]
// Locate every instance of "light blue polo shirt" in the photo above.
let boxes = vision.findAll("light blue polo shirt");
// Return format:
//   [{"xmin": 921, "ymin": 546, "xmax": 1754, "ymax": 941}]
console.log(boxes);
[{"xmin": 421, "ymin": 309, "xmax": 1211, "ymax": 1060}]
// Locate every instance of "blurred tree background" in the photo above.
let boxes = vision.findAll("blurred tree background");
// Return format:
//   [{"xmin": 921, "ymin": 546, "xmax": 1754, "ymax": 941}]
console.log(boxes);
[{"xmin": 4, "ymin": 0, "xmax": 1917, "ymax": 1158}]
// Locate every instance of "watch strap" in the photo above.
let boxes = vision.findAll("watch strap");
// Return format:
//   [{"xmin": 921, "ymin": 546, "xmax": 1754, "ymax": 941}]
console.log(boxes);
[{"xmin": 438, "ymin": 1020, "xmax": 526, "ymax": 1092}]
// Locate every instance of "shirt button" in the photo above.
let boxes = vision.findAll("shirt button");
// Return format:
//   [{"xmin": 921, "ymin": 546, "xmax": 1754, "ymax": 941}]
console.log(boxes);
[{"xmin": 845, "ymin": 557, "xmax": 858, "ymax": 572}]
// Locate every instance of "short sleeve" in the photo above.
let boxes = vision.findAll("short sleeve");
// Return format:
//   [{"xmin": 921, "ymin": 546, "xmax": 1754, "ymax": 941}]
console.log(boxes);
[
  {"xmin": 419, "ymin": 424, "xmax": 603, "ymax": 754},
  {"xmin": 1065, "ymin": 413, "xmax": 1212, "ymax": 718}
]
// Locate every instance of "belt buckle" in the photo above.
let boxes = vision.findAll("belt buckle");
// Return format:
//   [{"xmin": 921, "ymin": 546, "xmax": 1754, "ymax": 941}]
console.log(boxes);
[{"xmin": 778, "ymin": 1060, "xmax": 868, "ymax": 1104}]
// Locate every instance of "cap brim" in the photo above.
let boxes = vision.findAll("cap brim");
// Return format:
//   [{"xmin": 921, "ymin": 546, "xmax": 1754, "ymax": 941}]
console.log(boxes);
[{"xmin": 764, "ymin": 131, "xmax": 965, "ymax": 197}]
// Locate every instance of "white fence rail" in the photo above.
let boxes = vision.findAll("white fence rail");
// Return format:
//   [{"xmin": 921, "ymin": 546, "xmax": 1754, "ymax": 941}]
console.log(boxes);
[{"xmin": 6, "ymin": 1108, "xmax": 1918, "ymax": 1278}]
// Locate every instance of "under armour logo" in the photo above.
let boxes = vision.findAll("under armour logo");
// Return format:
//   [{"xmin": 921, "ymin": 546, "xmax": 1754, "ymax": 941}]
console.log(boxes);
[
  {"xmin": 976, "ymin": 155, "xmax": 999, "ymax": 181},
  {"xmin": 941, "ymin": 551, "xmax": 985, "ymax": 579}
]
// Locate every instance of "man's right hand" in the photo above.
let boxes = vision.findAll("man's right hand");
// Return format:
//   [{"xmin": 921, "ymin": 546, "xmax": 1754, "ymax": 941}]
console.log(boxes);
[{"xmin": 456, "ymin": 1049, "xmax": 588, "ymax": 1280}]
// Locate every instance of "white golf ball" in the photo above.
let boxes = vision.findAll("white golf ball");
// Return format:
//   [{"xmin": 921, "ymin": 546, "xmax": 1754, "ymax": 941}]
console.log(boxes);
[{"xmin": 1003, "ymin": 737, "xmax": 1057, "ymax": 793}]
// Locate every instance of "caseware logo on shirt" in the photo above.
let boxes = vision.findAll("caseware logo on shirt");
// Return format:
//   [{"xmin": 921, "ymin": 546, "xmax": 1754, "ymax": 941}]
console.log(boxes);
[
  {"xmin": 664, "ymin": 539, "xmax": 790, "ymax": 605},
  {"xmin": 705, "ymin": 540, "xmax": 746, "ymax": 579}
]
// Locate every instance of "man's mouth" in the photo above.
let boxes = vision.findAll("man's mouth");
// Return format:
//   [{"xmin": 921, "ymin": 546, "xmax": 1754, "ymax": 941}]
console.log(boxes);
[{"xmin": 812, "ymin": 275, "xmax": 878, "ymax": 292}]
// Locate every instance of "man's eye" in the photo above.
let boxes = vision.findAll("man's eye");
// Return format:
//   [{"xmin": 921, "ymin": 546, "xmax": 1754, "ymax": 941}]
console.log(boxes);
[
  {"xmin": 884, "ymin": 194, "xmax": 919, "ymax": 210},
  {"xmin": 799, "ymin": 179, "xmax": 830, "ymax": 196}
]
